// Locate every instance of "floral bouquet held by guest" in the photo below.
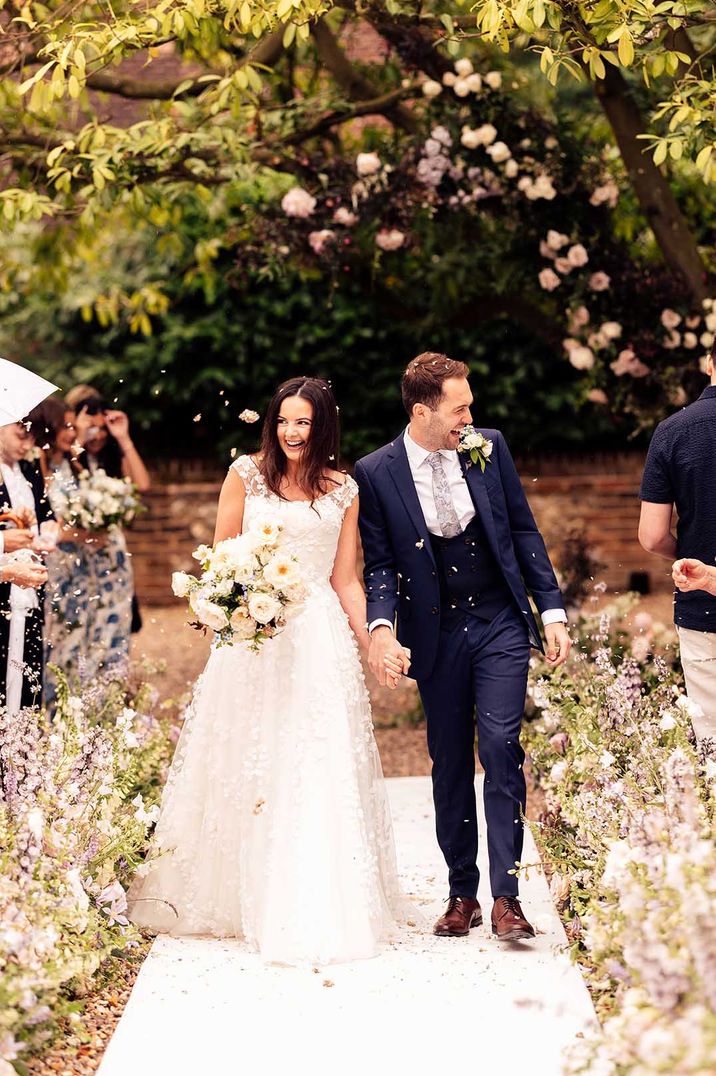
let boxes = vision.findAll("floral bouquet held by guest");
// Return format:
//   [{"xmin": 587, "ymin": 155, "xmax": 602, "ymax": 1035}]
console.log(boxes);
[
  {"xmin": 172, "ymin": 511, "xmax": 307, "ymax": 651},
  {"xmin": 50, "ymin": 468, "xmax": 142, "ymax": 534}
]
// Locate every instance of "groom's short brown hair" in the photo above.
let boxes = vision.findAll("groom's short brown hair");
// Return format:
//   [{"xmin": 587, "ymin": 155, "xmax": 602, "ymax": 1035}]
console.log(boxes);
[{"xmin": 401, "ymin": 352, "xmax": 469, "ymax": 416}]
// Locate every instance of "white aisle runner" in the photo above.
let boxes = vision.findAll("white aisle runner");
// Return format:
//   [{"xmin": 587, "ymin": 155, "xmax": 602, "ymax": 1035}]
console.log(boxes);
[{"xmin": 98, "ymin": 777, "xmax": 597, "ymax": 1076}]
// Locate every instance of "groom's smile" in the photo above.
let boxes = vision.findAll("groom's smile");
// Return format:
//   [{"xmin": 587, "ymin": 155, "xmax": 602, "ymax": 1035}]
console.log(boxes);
[{"xmin": 407, "ymin": 374, "xmax": 474, "ymax": 452}]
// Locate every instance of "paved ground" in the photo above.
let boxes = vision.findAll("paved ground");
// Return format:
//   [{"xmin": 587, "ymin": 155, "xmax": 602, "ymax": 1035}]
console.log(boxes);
[{"xmin": 97, "ymin": 777, "xmax": 598, "ymax": 1076}]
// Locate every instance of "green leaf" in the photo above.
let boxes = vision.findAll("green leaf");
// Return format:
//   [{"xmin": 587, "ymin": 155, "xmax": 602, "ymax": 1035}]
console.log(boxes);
[
  {"xmin": 18, "ymin": 60, "xmax": 54, "ymax": 95},
  {"xmin": 617, "ymin": 31, "xmax": 634, "ymax": 66},
  {"xmin": 653, "ymin": 140, "xmax": 668, "ymax": 166},
  {"xmin": 282, "ymin": 21, "xmax": 296, "ymax": 47},
  {"xmin": 695, "ymin": 145, "xmax": 713, "ymax": 172}
]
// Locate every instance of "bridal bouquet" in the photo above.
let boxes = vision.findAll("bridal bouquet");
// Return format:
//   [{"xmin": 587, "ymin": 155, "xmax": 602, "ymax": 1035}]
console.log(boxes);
[
  {"xmin": 172, "ymin": 511, "xmax": 307, "ymax": 650},
  {"xmin": 52, "ymin": 468, "xmax": 143, "ymax": 531}
]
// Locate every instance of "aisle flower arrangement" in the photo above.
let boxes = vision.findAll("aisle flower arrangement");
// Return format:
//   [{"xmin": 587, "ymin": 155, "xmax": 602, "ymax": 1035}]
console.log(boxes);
[
  {"xmin": 0, "ymin": 669, "xmax": 174, "ymax": 1072},
  {"xmin": 525, "ymin": 599, "xmax": 716, "ymax": 1075}
]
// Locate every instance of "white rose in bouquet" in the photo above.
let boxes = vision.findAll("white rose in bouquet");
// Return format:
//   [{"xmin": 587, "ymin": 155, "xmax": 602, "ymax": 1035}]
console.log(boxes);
[
  {"xmin": 263, "ymin": 553, "xmax": 300, "ymax": 591},
  {"xmin": 230, "ymin": 608, "xmax": 258, "ymax": 639},
  {"xmin": 207, "ymin": 573, "xmax": 234, "ymax": 598},
  {"xmin": 246, "ymin": 513, "xmax": 282, "ymax": 546},
  {"xmin": 248, "ymin": 591, "xmax": 283, "ymax": 625},
  {"xmin": 212, "ymin": 534, "xmax": 260, "ymax": 576},
  {"xmin": 190, "ymin": 594, "xmax": 229, "ymax": 632},
  {"xmin": 171, "ymin": 571, "xmax": 194, "ymax": 598}
]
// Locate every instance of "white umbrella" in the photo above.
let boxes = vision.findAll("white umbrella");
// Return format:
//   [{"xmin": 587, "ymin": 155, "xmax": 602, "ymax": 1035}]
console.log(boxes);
[{"xmin": 0, "ymin": 357, "xmax": 59, "ymax": 425}]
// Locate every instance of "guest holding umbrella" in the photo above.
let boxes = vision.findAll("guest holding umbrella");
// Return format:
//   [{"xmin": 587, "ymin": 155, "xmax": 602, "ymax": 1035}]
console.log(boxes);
[{"xmin": 0, "ymin": 358, "xmax": 58, "ymax": 713}]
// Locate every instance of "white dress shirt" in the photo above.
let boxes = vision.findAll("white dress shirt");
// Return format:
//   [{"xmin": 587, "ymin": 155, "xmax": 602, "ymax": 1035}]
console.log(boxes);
[
  {"xmin": 1, "ymin": 461, "xmax": 41, "ymax": 717},
  {"xmin": 1, "ymin": 462, "xmax": 39, "ymax": 613},
  {"xmin": 369, "ymin": 427, "xmax": 566, "ymax": 631}
]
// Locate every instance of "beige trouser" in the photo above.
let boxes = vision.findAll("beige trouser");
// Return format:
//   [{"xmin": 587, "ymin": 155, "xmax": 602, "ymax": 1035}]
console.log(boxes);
[{"xmin": 678, "ymin": 627, "xmax": 716, "ymax": 740}]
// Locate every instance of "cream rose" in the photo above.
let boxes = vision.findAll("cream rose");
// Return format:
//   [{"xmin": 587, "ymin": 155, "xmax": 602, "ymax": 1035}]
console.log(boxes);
[
  {"xmin": 190, "ymin": 595, "xmax": 228, "ymax": 632},
  {"xmin": 248, "ymin": 592, "xmax": 283, "ymax": 625},
  {"xmin": 230, "ymin": 608, "xmax": 258, "ymax": 639},
  {"xmin": 263, "ymin": 554, "xmax": 300, "ymax": 590},
  {"xmin": 171, "ymin": 571, "xmax": 194, "ymax": 598}
]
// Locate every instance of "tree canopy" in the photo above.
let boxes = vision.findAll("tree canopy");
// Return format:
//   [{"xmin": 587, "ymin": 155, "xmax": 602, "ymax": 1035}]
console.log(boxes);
[{"xmin": 0, "ymin": 0, "xmax": 714, "ymax": 457}]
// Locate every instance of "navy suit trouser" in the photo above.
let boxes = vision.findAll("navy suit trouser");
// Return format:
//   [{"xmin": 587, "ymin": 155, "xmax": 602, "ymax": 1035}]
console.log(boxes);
[{"xmin": 416, "ymin": 605, "xmax": 531, "ymax": 899}]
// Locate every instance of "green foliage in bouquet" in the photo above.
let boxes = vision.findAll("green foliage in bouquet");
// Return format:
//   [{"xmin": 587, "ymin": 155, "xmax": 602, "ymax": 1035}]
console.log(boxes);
[
  {"xmin": 0, "ymin": 668, "xmax": 176, "ymax": 1072},
  {"xmin": 524, "ymin": 602, "xmax": 716, "ymax": 1074}
]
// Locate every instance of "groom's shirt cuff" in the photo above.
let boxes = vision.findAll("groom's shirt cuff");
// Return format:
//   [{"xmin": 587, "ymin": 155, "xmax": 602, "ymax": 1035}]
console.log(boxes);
[
  {"xmin": 541, "ymin": 608, "xmax": 567, "ymax": 626},
  {"xmin": 368, "ymin": 619, "xmax": 394, "ymax": 634}
]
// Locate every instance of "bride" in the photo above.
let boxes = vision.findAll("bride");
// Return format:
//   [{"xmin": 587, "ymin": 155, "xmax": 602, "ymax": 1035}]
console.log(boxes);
[{"xmin": 129, "ymin": 377, "xmax": 409, "ymax": 964}]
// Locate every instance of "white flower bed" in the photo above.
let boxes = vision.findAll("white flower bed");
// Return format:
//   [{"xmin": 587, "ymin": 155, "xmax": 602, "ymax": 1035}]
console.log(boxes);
[
  {"xmin": 525, "ymin": 604, "xmax": 716, "ymax": 1074},
  {"xmin": 0, "ymin": 671, "xmax": 173, "ymax": 1070}
]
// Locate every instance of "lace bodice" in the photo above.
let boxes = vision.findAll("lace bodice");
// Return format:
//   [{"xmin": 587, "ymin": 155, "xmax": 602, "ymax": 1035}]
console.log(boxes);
[{"xmin": 231, "ymin": 455, "xmax": 358, "ymax": 587}]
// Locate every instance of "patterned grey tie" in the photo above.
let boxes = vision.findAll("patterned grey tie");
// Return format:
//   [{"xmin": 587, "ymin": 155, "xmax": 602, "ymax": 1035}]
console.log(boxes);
[{"xmin": 426, "ymin": 452, "xmax": 462, "ymax": 538}]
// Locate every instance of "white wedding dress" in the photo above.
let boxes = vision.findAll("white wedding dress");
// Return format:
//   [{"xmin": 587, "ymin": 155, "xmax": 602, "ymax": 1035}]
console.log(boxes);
[{"xmin": 129, "ymin": 456, "xmax": 403, "ymax": 964}]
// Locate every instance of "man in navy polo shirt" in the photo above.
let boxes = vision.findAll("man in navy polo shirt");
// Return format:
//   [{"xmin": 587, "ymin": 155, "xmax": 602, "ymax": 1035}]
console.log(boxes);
[{"xmin": 638, "ymin": 343, "xmax": 716, "ymax": 739}]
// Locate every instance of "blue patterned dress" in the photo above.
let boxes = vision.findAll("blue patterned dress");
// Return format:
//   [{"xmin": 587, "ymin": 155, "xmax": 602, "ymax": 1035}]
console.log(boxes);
[{"xmin": 44, "ymin": 458, "xmax": 133, "ymax": 705}]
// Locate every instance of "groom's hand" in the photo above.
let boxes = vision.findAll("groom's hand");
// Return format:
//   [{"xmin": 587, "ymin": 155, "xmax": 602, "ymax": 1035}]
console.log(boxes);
[
  {"xmin": 544, "ymin": 622, "xmax": 571, "ymax": 669},
  {"xmin": 368, "ymin": 626, "xmax": 410, "ymax": 689}
]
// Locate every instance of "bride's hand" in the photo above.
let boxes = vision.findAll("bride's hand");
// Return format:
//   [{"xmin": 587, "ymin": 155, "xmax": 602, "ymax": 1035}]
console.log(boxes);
[{"xmin": 369, "ymin": 627, "xmax": 410, "ymax": 689}]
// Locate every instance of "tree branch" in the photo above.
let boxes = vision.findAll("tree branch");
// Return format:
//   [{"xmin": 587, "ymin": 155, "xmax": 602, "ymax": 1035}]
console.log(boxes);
[
  {"xmin": 270, "ymin": 85, "xmax": 420, "ymax": 146},
  {"xmin": 311, "ymin": 18, "xmax": 418, "ymax": 134}
]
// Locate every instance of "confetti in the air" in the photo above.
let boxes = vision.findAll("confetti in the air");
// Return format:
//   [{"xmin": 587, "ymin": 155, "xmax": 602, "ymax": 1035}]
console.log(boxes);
[{"xmin": 239, "ymin": 409, "xmax": 260, "ymax": 423}]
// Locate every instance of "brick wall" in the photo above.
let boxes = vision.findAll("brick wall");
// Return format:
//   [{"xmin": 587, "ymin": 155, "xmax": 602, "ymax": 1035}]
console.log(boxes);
[{"xmin": 128, "ymin": 453, "xmax": 671, "ymax": 605}]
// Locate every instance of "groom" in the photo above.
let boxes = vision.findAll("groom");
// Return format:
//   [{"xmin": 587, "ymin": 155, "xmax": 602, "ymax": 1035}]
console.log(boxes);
[{"xmin": 355, "ymin": 354, "xmax": 570, "ymax": 941}]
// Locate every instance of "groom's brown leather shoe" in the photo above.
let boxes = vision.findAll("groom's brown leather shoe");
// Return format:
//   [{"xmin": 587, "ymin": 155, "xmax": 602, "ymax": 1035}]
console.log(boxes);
[
  {"xmin": 433, "ymin": 896, "xmax": 482, "ymax": 936},
  {"xmin": 491, "ymin": 896, "xmax": 535, "ymax": 941}
]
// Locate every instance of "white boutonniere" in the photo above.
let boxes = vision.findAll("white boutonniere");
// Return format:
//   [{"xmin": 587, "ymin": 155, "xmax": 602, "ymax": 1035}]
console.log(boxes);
[{"xmin": 458, "ymin": 425, "xmax": 493, "ymax": 473}]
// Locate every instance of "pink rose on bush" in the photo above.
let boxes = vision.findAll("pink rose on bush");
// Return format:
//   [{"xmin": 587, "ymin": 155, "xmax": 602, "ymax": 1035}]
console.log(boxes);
[
  {"xmin": 308, "ymin": 230, "xmax": 335, "ymax": 255},
  {"xmin": 589, "ymin": 271, "xmax": 611, "ymax": 292},
  {"xmin": 333, "ymin": 207, "xmax": 358, "ymax": 226},
  {"xmin": 538, "ymin": 268, "xmax": 561, "ymax": 291},
  {"xmin": 281, "ymin": 187, "xmax": 316, "ymax": 218},
  {"xmin": 375, "ymin": 228, "xmax": 405, "ymax": 252},
  {"xmin": 356, "ymin": 152, "xmax": 381, "ymax": 177},
  {"xmin": 567, "ymin": 244, "xmax": 588, "ymax": 268}
]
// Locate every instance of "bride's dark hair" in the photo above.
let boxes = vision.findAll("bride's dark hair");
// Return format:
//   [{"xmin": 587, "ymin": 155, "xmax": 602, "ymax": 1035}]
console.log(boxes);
[{"xmin": 258, "ymin": 376, "xmax": 341, "ymax": 501}]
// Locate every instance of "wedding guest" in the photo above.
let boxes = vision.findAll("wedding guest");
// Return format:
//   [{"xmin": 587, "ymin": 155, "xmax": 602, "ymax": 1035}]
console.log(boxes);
[
  {"xmin": 0, "ymin": 419, "xmax": 54, "ymax": 713},
  {"xmin": 673, "ymin": 559, "xmax": 716, "ymax": 597},
  {"xmin": 26, "ymin": 393, "xmax": 137, "ymax": 704},
  {"xmin": 65, "ymin": 385, "xmax": 151, "ymax": 492},
  {"xmin": 68, "ymin": 385, "xmax": 150, "ymax": 635},
  {"xmin": 28, "ymin": 398, "xmax": 91, "ymax": 703},
  {"xmin": 639, "ymin": 343, "xmax": 716, "ymax": 739}
]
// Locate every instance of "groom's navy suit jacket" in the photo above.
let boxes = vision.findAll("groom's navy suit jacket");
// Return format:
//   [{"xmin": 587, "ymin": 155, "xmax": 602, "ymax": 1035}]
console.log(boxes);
[{"xmin": 355, "ymin": 429, "xmax": 563, "ymax": 680}]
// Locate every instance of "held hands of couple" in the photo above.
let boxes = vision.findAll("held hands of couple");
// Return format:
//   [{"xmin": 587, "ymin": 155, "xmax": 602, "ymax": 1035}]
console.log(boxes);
[
  {"xmin": 544, "ymin": 621, "xmax": 572, "ymax": 669},
  {"xmin": 368, "ymin": 626, "xmax": 411, "ymax": 690}
]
